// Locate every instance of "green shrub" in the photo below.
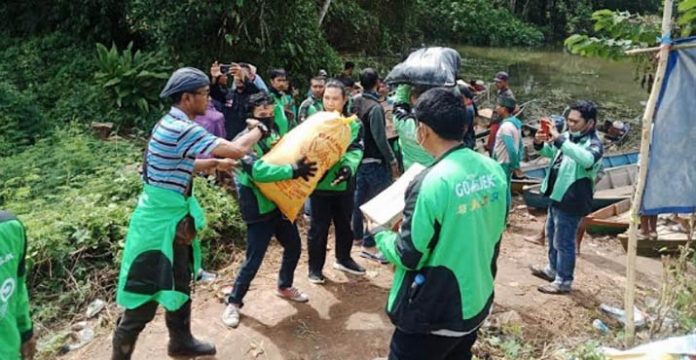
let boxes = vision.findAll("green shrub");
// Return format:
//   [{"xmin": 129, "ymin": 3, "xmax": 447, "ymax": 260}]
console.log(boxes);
[
  {"xmin": 0, "ymin": 126, "xmax": 245, "ymax": 325},
  {"xmin": 94, "ymin": 42, "xmax": 172, "ymax": 130},
  {"xmin": 415, "ymin": 0, "xmax": 544, "ymax": 47},
  {"xmin": 0, "ymin": 80, "xmax": 46, "ymax": 156}
]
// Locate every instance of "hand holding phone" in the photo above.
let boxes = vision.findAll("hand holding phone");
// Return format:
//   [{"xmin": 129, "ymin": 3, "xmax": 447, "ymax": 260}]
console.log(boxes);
[{"xmin": 219, "ymin": 63, "xmax": 239, "ymax": 75}]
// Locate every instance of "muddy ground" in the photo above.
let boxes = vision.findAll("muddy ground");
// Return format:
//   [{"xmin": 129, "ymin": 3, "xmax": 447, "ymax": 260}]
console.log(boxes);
[{"xmin": 62, "ymin": 199, "xmax": 665, "ymax": 360}]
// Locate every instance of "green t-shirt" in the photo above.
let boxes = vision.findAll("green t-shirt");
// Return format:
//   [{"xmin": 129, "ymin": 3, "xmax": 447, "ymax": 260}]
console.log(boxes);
[{"xmin": 0, "ymin": 212, "xmax": 33, "ymax": 360}]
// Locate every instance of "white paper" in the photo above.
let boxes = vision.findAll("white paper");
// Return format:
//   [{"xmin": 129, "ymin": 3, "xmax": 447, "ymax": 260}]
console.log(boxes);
[{"xmin": 360, "ymin": 163, "xmax": 426, "ymax": 227}]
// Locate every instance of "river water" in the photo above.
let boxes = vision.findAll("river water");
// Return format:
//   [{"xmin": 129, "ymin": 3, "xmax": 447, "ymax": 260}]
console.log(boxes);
[{"xmin": 455, "ymin": 45, "xmax": 648, "ymax": 124}]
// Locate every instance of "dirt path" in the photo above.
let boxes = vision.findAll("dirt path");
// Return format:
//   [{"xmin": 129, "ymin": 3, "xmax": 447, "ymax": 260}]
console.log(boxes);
[{"xmin": 63, "ymin": 204, "xmax": 664, "ymax": 360}]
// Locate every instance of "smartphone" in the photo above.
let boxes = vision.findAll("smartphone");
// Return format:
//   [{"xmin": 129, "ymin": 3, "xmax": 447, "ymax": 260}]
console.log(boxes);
[
  {"xmin": 219, "ymin": 63, "xmax": 238, "ymax": 74},
  {"xmin": 539, "ymin": 117, "xmax": 551, "ymax": 136}
]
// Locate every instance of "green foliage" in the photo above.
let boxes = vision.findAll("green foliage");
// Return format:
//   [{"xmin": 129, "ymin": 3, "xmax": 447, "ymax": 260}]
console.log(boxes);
[
  {"xmin": 565, "ymin": 10, "xmax": 660, "ymax": 59},
  {"xmin": 501, "ymin": 0, "xmax": 660, "ymax": 42},
  {"xmin": 0, "ymin": 80, "xmax": 45, "ymax": 156},
  {"xmin": 0, "ymin": 126, "xmax": 245, "ymax": 326},
  {"xmin": 127, "ymin": 0, "xmax": 341, "ymax": 87},
  {"xmin": 678, "ymin": 0, "xmax": 696, "ymax": 36},
  {"xmin": 0, "ymin": 32, "xmax": 119, "ymax": 129},
  {"xmin": 565, "ymin": 340, "xmax": 606, "ymax": 360},
  {"xmin": 415, "ymin": 0, "xmax": 544, "ymax": 47},
  {"xmin": 565, "ymin": 0, "xmax": 696, "ymax": 61},
  {"xmin": 94, "ymin": 42, "xmax": 172, "ymax": 129},
  {"xmin": 0, "ymin": 0, "xmax": 131, "ymax": 44}
]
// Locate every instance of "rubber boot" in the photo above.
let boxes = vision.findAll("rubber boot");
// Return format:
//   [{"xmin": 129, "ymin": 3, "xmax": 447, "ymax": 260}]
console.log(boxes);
[
  {"xmin": 166, "ymin": 301, "xmax": 216, "ymax": 357},
  {"xmin": 111, "ymin": 318, "xmax": 138, "ymax": 360}
]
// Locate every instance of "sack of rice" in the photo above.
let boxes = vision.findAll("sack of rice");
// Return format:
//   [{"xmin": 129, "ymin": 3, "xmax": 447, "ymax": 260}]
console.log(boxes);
[{"xmin": 255, "ymin": 111, "xmax": 355, "ymax": 221}]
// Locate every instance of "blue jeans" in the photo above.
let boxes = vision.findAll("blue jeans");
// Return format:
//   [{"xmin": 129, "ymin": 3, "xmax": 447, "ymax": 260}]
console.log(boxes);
[
  {"xmin": 545, "ymin": 205, "xmax": 582, "ymax": 289},
  {"xmin": 228, "ymin": 214, "xmax": 301, "ymax": 306},
  {"xmin": 352, "ymin": 162, "xmax": 392, "ymax": 247}
]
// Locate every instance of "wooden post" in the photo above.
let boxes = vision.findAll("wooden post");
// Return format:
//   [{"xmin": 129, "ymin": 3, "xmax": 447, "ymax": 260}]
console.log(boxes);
[
  {"xmin": 624, "ymin": 0, "xmax": 673, "ymax": 343},
  {"xmin": 625, "ymin": 42, "xmax": 696, "ymax": 55}
]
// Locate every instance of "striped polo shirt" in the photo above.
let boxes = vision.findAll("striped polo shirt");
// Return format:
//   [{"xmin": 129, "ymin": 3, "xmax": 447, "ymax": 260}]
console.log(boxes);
[{"xmin": 144, "ymin": 107, "xmax": 221, "ymax": 194}]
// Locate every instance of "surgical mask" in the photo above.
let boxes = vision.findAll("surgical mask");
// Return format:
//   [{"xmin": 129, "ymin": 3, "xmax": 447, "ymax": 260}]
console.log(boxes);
[
  {"xmin": 570, "ymin": 130, "xmax": 583, "ymax": 137},
  {"xmin": 416, "ymin": 125, "xmax": 424, "ymax": 147}
]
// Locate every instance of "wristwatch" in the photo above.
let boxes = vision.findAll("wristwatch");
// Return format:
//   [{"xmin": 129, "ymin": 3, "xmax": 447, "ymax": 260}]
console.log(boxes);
[{"xmin": 254, "ymin": 122, "xmax": 270, "ymax": 137}]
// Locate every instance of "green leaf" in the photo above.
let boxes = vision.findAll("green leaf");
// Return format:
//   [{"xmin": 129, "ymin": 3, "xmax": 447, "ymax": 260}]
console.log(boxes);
[
  {"xmin": 678, "ymin": 0, "xmax": 696, "ymax": 12},
  {"xmin": 103, "ymin": 78, "xmax": 121, "ymax": 87}
]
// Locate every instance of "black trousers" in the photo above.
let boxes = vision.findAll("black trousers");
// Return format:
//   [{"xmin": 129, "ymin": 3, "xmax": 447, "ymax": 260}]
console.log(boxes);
[
  {"xmin": 388, "ymin": 328, "xmax": 478, "ymax": 360},
  {"xmin": 114, "ymin": 242, "xmax": 192, "ymax": 344},
  {"xmin": 307, "ymin": 192, "xmax": 354, "ymax": 274},
  {"xmin": 228, "ymin": 214, "xmax": 301, "ymax": 306}
]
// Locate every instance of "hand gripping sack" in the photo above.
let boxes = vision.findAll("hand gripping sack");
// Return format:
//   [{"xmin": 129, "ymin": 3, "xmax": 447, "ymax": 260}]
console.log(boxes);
[
  {"xmin": 255, "ymin": 111, "xmax": 355, "ymax": 221},
  {"xmin": 385, "ymin": 47, "xmax": 461, "ymax": 87}
]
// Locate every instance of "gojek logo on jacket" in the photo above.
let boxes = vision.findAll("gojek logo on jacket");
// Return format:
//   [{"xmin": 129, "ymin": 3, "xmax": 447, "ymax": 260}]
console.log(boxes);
[{"xmin": 0, "ymin": 277, "xmax": 16, "ymax": 319}]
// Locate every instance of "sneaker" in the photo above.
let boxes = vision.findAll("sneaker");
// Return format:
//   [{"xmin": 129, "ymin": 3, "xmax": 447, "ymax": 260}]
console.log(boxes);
[
  {"xmin": 221, "ymin": 303, "xmax": 241, "ymax": 328},
  {"xmin": 537, "ymin": 282, "xmax": 571, "ymax": 295},
  {"xmin": 360, "ymin": 249, "xmax": 389, "ymax": 264},
  {"xmin": 276, "ymin": 287, "xmax": 309, "ymax": 303},
  {"xmin": 529, "ymin": 264, "xmax": 555, "ymax": 282},
  {"xmin": 308, "ymin": 272, "xmax": 326, "ymax": 284},
  {"xmin": 334, "ymin": 259, "xmax": 366, "ymax": 275}
]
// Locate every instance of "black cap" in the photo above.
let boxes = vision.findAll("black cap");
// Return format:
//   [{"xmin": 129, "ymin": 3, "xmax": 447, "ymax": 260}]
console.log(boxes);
[
  {"xmin": 494, "ymin": 71, "xmax": 509, "ymax": 82},
  {"xmin": 160, "ymin": 67, "xmax": 209, "ymax": 98},
  {"xmin": 247, "ymin": 91, "xmax": 273, "ymax": 113}
]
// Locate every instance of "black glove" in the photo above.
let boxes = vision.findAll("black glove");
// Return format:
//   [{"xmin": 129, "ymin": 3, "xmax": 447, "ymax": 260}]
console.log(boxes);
[
  {"xmin": 331, "ymin": 166, "xmax": 352, "ymax": 186},
  {"xmin": 292, "ymin": 156, "xmax": 318, "ymax": 181}
]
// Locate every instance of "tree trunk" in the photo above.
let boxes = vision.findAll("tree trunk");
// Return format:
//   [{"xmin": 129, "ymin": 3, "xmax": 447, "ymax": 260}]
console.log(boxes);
[{"xmin": 318, "ymin": 0, "xmax": 332, "ymax": 26}]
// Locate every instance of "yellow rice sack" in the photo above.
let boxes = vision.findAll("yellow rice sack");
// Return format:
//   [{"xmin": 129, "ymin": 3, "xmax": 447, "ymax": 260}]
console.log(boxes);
[{"xmin": 255, "ymin": 111, "xmax": 355, "ymax": 221}]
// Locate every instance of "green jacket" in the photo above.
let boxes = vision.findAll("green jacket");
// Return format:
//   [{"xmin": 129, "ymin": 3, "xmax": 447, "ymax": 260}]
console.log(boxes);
[
  {"xmin": 116, "ymin": 185, "xmax": 205, "ymax": 311},
  {"xmin": 375, "ymin": 145, "xmax": 507, "ymax": 334},
  {"xmin": 298, "ymin": 95, "xmax": 323, "ymax": 123},
  {"xmin": 0, "ymin": 212, "xmax": 33, "ymax": 360},
  {"xmin": 270, "ymin": 89, "xmax": 296, "ymax": 135},
  {"xmin": 237, "ymin": 129, "xmax": 296, "ymax": 223},
  {"xmin": 537, "ymin": 130, "xmax": 603, "ymax": 205},
  {"xmin": 313, "ymin": 117, "xmax": 364, "ymax": 194},
  {"xmin": 393, "ymin": 85, "xmax": 435, "ymax": 170}
]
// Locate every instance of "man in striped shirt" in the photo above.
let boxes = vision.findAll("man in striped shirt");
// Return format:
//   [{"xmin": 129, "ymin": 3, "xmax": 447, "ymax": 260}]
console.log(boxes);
[{"xmin": 113, "ymin": 67, "xmax": 270, "ymax": 360}]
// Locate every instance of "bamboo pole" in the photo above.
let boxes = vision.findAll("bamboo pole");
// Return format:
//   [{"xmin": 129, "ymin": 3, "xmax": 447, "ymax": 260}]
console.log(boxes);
[
  {"xmin": 625, "ymin": 42, "xmax": 696, "ymax": 55},
  {"xmin": 624, "ymin": 0, "xmax": 673, "ymax": 343}
]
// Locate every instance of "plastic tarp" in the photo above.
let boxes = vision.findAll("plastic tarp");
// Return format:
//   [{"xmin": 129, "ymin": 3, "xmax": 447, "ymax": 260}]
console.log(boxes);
[
  {"xmin": 385, "ymin": 47, "xmax": 461, "ymax": 87},
  {"xmin": 641, "ymin": 36, "xmax": 696, "ymax": 215}
]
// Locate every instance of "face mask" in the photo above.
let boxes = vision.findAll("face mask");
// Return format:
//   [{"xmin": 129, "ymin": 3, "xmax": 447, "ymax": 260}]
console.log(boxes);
[
  {"xmin": 253, "ymin": 116, "xmax": 274, "ymax": 127},
  {"xmin": 416, "ymin": 124, "xmax": 425, "ymax": 147},
  {"xmin": 570, "ymin": 130, "xmax": 583, "ymax": 137}
]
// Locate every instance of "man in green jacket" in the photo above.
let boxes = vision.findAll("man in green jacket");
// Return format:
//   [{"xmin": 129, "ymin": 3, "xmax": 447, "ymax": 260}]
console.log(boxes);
[
  {"xmin": 113, "ymin": 67, "xmax": 268, "ymax": 359},
  {"xmin": 221, "ymin": 91, "xmax": 318, "ymax": 328},
  {"xmin": 307, "ymin": 80, "xmax": 366, "ymax": 284},
  {"xmin": 298, "ymin": 75, "xmax": 325, "ymax": 123},
  {"xmin": 0, "ymin": 212, "xmax": 36, "ymax": 360},
  {"xmin": 529, "ymin": 100, "xmax": 603, "ymax": 294},
  {"xmin": 374, "ymin": 88, "xmax": 508, "ymax": 360},
  {"xmin": 269, "ymin": 68, "xmax": 296, "ymax": 135},
  {"xmin": 392, "ymin": 84, "xmax": 435, "ymax": 170}
]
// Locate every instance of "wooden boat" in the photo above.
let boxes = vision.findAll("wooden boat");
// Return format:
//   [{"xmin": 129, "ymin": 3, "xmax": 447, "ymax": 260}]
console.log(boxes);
[
  {"xmin": 522, "ymin": 164, "xmax": 637, "ymax": 210},
  {"xmin": 585, "ymin": 199, "xmax": 631, "ymax": 235},
  {"xmin": 619, "ymin": 228, "xmax": 695, "ymax": 257},
  {"xmin": 512, "ymin": 151, "xmax": 638, "ymax": 194}
]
